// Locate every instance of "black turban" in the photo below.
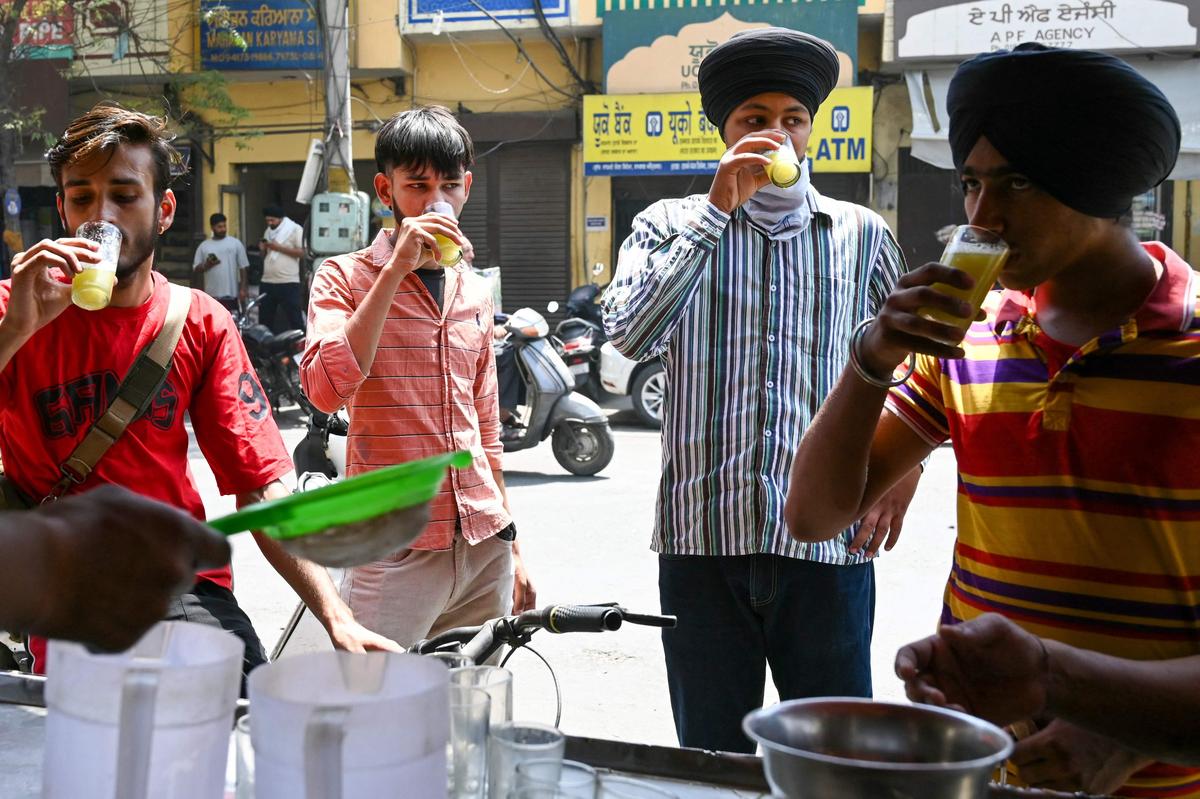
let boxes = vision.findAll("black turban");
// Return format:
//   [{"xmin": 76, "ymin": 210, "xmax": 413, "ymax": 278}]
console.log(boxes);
[
  {"xmin": 263, "ymin": 203, "xmax": 285, "ymax": 218},
  {"xmin": 947, "ymin": 43, "xmax": 1180, "ymax": 218},
  {"xmin": 699, "ymin": 28, "xmax": 839, "ymax": 133}
]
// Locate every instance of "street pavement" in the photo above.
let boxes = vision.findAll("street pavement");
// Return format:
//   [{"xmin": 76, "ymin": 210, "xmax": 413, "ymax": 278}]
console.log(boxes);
[{"xmin": 191, "ymin": 402, "xmax": 959, "ymax": 748}]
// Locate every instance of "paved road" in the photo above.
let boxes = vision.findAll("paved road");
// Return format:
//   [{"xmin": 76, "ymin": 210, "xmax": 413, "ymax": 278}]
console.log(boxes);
[{"xmin": 192, "ymin": 404, "xmax": 958, "ymax": 747}]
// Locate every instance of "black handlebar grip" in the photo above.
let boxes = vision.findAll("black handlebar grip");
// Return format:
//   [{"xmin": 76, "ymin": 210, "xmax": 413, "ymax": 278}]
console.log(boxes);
[{"xmin": 544, "ymin": 605, "xmax": 622, "ymax": 633}]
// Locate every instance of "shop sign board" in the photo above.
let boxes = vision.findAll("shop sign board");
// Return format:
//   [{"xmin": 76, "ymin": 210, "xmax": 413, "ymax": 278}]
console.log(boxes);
[
  {"xmin": 407, "ymin": 0, "xmax": 569, "ymax": 26},
  {"xmin": 894, "ymin": 0, "xmax": 1200, "ymax": 60},
  {"xmin": 583, "ymin": 88, "xmax": 873, "ymax": 176},
  {"xmin": 603, "ymin": 1, "xmax": 858, "ymax": 94},
  {"xmin": 6, "ymin": 0, "xmax": 74, "ymax": 59},
  {"xmin": 200, "ymin": 0, "xmax": 322, "ymax": 70}
]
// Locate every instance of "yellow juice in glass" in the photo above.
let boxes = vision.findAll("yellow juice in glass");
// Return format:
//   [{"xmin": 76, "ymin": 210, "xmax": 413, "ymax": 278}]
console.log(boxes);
[
  {"xmin": 921, "ymin": 231, "xmax": 1009, "ymax": 329},
  {"xmin": 433, "ymin": 234, "xmax": 462, "ymax": 267},
  {"xmin": 767, "ymin": 148, "xmax": 801, "ymax": 188},
  {"xmin": 71, "ymin": 268, "xmax": 117, "ymax": 311}
]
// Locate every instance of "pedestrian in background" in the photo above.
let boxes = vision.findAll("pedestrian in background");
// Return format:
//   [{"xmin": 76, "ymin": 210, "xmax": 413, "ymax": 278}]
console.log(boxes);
[
  {"xmin": 193, "ymin": 212, "xmax": 248, "ymax": 312},
  {"xmin": 603, "ymin": 28, "xmax": 920, "ymax": 753},
  {"xmin": 259, "ymin": 203, "xmax": 305, "ymax": 333}
]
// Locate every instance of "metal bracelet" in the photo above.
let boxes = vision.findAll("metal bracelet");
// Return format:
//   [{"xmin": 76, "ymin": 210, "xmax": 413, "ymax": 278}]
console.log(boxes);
[{"xmin": 848, "ymin": 317, "xmax": 915, "ymax": 388}]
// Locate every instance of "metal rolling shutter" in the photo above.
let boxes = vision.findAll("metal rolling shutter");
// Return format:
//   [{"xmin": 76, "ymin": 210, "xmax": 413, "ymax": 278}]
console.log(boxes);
[{"xmin": 460, "ymin": 142, "xmax": 571, "ymax": 321}]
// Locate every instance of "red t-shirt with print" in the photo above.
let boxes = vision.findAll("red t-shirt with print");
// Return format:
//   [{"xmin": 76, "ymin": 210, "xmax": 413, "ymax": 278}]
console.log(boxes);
[{"xmin": 0, "ymin": 272, "xmax": 292, "ymax": 671}]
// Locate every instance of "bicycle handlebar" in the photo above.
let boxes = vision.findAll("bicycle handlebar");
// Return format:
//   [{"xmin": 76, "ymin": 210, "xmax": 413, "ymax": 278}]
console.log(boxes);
[{"xmin": 411, "ymin": 604, "xmax": 675, "ymax": 664}]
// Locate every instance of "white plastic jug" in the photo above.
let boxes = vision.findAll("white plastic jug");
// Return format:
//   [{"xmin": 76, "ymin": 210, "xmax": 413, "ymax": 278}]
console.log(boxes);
[
  {"xmin": 249, "ymin": 651, "xmax": 450, "ymax": 799},
  {"xmin": 43, "ymin": 621, "xmax": 243, "ymax": 799}
]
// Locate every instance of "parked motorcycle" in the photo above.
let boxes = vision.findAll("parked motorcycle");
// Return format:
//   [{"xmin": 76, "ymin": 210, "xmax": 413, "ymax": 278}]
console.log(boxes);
[
  {"xmin": 553, "ymin": 283, "xmax": 606, "ymax": 399},
  {"xmin": 233, "ymin": 295, "xmax": 313, "ymax": 416},
  {"xmin": 498, "ymin": 305, "xmax": 614, "ymax": 476}
]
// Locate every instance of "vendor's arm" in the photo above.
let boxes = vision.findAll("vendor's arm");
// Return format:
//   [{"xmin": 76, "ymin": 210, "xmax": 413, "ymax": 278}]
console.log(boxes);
[
  {"xmin": 240, "ymin": 480, "xmax": 402, "ymax": 653},
  {"xmin": 0, "ymin": 486, "xmax": 229, "ymax": 652},
  {"xmin": 896, "ymin": 613, "xmax": 1200, "ymax": 767}
]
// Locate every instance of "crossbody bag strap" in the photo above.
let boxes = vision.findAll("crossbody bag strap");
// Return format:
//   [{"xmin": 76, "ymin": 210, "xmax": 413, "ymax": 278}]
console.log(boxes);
[{"xmin": 43, "ymin": 284, "xmax": 193, "ymax": 502}]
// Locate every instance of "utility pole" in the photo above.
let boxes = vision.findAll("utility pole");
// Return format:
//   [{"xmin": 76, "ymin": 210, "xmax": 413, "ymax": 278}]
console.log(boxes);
[{"xmin": 321, "ymin": 0, "xmax": 354, "ymax": 194}]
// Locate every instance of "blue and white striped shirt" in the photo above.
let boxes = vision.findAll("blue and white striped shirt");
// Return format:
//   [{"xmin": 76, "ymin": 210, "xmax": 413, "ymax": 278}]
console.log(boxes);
[{"xmin": 603, "ymin": 188, "xmax": 907, "ymax": 563}]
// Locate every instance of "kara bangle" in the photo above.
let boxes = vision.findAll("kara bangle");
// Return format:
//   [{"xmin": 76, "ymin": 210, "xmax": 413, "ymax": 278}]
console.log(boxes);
[{"xmin": 849, "ymin": 317, "xmax": 915, "ymax": 388}]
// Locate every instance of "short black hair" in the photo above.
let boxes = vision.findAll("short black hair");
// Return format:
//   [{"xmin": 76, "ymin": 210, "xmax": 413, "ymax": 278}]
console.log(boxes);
[
  {"xmin": 375, "ymin": 106, "xmax": 474, "ymax": 177},
  {"xmin": 210, "ymin": 212, "xmax": 226, "ymax": 226}
]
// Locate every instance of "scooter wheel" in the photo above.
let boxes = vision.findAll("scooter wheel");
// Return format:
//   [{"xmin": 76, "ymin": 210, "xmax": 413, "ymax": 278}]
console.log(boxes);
[{"xmin": 551, "ymin": 421, "xmax": 615, "ymax": 477}]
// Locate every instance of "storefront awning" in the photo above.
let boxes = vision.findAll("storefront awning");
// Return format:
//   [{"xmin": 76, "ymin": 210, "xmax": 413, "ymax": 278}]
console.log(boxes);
[{"xmin": 904, "ymin": 57, "xmax": 1200, "ymax": 180}]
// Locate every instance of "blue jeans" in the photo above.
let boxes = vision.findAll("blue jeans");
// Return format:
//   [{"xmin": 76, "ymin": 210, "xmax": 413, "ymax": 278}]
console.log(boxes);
[{"xmin": 659, "ymin": 553, "xmax": 875, "ymax": 753}]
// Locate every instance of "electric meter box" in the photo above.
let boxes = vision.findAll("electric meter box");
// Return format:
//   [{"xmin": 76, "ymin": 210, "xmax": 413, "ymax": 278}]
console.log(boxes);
[{"xmin": 310, "ymin": 191, "xmax": 370, "ymax": 255}]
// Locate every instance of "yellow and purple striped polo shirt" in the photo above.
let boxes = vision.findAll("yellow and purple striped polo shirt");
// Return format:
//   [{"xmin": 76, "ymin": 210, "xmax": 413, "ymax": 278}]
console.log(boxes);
[{"xmin": 887, "ymin": 242, "xmax": 1200, "ymax": 798}]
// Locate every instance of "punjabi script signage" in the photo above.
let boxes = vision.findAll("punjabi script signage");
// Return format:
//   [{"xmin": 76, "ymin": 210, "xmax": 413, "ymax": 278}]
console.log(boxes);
[
  {"xmin": 894, "ymin": 0, "xmax": 1200, "ymax": 60},
  {"xmin": 200, "ymin": 0, "xmax": 321, "ymax": 70},
  {"xmin": 584, "ymin": 88, "xmax": 873, "ymax": 176}
]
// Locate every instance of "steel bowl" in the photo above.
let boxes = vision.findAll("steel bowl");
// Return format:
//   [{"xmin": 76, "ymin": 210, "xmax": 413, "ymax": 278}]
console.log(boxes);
[{"xmin": 743, "ymin": 698, "xmax": 1013, "ymax": 799}]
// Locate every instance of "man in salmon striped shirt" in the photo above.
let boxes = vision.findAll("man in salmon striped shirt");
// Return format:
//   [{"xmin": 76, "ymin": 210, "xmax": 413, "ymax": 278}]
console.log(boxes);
[
  {"xmin": 786, "ymin": 45, "xmax": 1200, "ymax": 797},
  {"xmin": 301, "ymin": 106, "xmax": 535, "ymax": 648}
]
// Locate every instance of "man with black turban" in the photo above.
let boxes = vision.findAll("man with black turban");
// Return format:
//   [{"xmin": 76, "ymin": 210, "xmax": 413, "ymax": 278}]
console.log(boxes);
[
  {"xmin": 603, "ymin": 27, "xmax": 919, "ymax": 753},
  {"xmin": 786, "ymin": 44, "xmax": 1200, "ymax": 797}
]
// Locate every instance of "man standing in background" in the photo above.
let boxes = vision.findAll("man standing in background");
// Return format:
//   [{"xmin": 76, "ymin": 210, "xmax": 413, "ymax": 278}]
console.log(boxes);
[
  {"xmin": 193, "ymin": 212, "xmax": 248, "ymax": 312},
  {"xmin": 259, "ymin": 204, "xmax": 305, "ymax": 333}
]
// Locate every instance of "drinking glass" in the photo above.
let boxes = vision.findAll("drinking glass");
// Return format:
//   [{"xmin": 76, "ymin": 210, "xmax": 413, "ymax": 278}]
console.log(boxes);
[
  {"xmin": 597, "ymin": 775, "xmax": 680, "ymax": 798},
  {"xmin": 920, "ymin": 225, "xmax": 1009, "ymax": 329},
  {"xmin": 449, "ymin": 685, "xmax": 490, "ymax": 799},
  {"xmin": 430, "ymin": 652, "xmax": 473, "ymax": 670},
  {"xmin": 487, "ymin": 721, "xmax": 565, "ymax": 799},
  {"xmin": 514, "ymin": 758, "xmax": 597, "ymax": 798},
  {"xmin": 451, "ymin": 665, "xmax": 513, "ymax": 726},
  {"xmin": 234, "ymin": 715, "xmax": 254, "ymax": 799},
  {"xmin": 72, "ymin": 220, "xmax": 122, "ymax": 311},
  {"xmin": 425, "ymin": 201, "xmax": 463, "ymax": 266}
]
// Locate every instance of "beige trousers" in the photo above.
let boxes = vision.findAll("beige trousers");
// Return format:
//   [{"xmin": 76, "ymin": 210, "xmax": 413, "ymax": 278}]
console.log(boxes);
[{"xmin": 340, "ymin": 533, "xmax": 515, "ymax": 649}]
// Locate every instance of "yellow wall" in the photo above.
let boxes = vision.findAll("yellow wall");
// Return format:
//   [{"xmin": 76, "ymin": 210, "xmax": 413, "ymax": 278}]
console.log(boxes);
[{"xmin": 871, "ymin": 82, "xmax": 911, "ymax": 235}]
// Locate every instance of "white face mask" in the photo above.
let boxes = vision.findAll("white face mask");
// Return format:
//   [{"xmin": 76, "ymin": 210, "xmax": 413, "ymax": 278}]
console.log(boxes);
[{"xmin": 742, "ymin": 141, "xmax": 813, "ymax": 241}]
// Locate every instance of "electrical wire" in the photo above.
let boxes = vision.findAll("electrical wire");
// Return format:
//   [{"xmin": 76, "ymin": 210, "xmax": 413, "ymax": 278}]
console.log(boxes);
[
  {"xmin": 530, "ymin": 0, "xmax": 595, "ymax": 94},
  {"xmin": 461, "ymin": 0, "xmax": 579, "ymax": 100},
  {"xmin": 447, "ymin": 31, "xmax": 535, "ymax": 94}
]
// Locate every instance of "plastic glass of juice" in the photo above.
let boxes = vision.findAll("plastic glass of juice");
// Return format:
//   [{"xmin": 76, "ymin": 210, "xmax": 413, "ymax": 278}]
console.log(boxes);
[
  {"xmin": 920, "ymin": 225, "xmax": 1009, "ymax": 329},
  {"xmin": 72, "ymin": 221, "xmax": 122, "ymax": 311},
  {"xmin": 766, "ymin": 138, "xmax": 802, "ymax": 189},
  {"xmin": 426, "ymin": 201, "xmax": 463, "ymax": 267}
]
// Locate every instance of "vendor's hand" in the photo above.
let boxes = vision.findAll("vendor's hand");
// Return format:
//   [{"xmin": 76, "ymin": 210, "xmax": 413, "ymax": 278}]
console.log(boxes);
[
  {"xmin": 328, "ymin": 617, "xmax": 404, "ymax": 653},
  {"xmin": 0, "ymin": 238, "xmax": 101, "ymax": 341},
  {"xmin": 707, "ymin": 129, "xmax": 788, "ymax": 214},
  {"xmin": 895, "ymin": 614, "xmax": 1049, "ymax": 725},
  {"xmin": 25, "ymin": 486, "xmax": 230, "ymax": 652},
  {"xmin": 857, "ymin": 263, "xmax": 986, "ymax": 377},
  {"xmin": 384, "ymin": 213, "xmax": 463, "ymax": 278},
  {"xmin": 511, "ymin": 547, "xmax": 536, "ymax": 614},
  {"xmin": 259, "ymin": 240, "xmax": 273, "ymax": 253},
  {"xmin": 850, "ymin": 466, "xmax": 920, "ymax": 557},
  {"xmin": 1012, "ymin": 719, "xmax": 1152, "ymax": 794}
]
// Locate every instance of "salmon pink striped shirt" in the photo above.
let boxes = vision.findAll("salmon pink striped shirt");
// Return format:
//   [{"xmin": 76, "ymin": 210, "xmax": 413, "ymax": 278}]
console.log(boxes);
[{"xmin": 301, "ymin": 229, "xmax": 508, "ymax": 549}]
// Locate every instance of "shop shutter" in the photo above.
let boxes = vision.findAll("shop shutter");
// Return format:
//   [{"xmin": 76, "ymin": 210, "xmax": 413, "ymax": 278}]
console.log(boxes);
[{"xmin": 459, "ymin": 142, "xmax": 571, "ymax": 321}]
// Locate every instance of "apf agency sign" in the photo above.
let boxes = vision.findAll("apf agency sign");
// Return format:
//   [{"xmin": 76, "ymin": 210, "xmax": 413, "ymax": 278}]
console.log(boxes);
[
  {"xmin": 894, "ymin": 0, "xmax": 1200, "ymax": 59},
  {"xmin": 583, "ymin": 88, "xmax": 873, "ymax": 176}
]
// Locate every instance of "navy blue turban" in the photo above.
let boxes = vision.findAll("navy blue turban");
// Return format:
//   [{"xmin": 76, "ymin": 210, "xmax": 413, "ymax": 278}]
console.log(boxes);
[
  {"xmin": 698, "ymin": 28, "xmax": 840, "ymax": 133},
  {"xmin": 947, "ymin": 43, "xmax": 1180, "ymax": 218}
]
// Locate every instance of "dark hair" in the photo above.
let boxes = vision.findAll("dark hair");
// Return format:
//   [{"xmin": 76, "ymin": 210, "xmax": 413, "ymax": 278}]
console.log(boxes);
[
  {"xmin": 210, "ymin": 212, "xmax": 226, "ymax": 226},
  {"xmin": 46, "ymin": 102, "xmax": 180, "ymax": 198},
  {"xmin": 263, "ymin": 204, "xmax": 284, "ymax": 218},
  {"xmin": 374, "ymin": 106, "xmax": 474, "ymax": 177}
]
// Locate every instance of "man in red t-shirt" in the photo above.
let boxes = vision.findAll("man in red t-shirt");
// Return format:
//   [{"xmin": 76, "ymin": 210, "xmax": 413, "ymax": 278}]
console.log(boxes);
[{"xmin": 0, "ymin": 104, "xmax": 399, "ymax": 679}]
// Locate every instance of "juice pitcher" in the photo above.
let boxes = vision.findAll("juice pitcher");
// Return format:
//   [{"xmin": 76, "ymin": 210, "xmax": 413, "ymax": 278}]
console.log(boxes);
[
  {"xmin": 43, "ymin": 621, "xmax": 243, "ymax": 799},
  {"xmin": 249, "ymin": 651, "xmax": 450, "ymax": 799}
]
